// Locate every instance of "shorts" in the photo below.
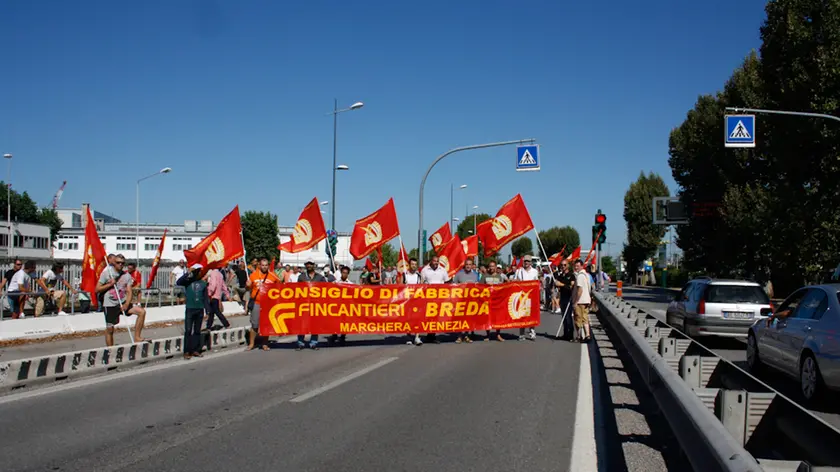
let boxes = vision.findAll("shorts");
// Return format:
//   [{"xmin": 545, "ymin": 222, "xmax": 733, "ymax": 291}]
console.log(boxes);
[
  {"xmin": 249, "ymin": 303, "xmax": 261, "ymax": 330},
  {"xmin": 9, "ymin": 295, "xmax": 24, "ymax": 315},
  {"xmin": 104, "ymin": 305, "xmax": 122, "ymax": 327},
  {"xmin": 574, "ymin": 304, "xmax": 590, "ymax": 328}
]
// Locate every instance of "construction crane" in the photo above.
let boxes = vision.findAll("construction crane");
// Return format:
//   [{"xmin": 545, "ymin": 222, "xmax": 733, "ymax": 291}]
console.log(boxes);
[{"xmin": 51, "ymin": 181, "xmax": 67, "ymax": 210}]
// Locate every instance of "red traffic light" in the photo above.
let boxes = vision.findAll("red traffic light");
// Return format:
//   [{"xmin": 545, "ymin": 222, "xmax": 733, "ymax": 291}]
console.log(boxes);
[{"xmin": 595, "ymin": 214, "xmax": 606, "ymax": 224}]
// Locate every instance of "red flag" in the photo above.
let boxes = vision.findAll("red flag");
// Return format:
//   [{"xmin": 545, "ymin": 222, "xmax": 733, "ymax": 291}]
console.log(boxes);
[
  {"xmin": 477, "ymin": 194, "xmax": 534, "ymax": 256},
  {"xmin": 349, "ymin": 198, "xmax": 400, "ymax": 259},
  {"xmin": 428, "ymin": 222, "xmax": 452, "ymax": 252},
  {"xmin": 397, "ymin": 243, "xmax": 410, "ymax": 274},
  {"xmin": 548, "ymin": 245, "xmax": 567, "ymax": 267},
  {"xmin": 184, "ymin": 206, "xmax": 245, "ymax": 270},
  {"xmin": 461, "ymin": 234, "xmax": 478, "ymax": 259},
  {"xmin": 81, "ymin": 208, "xmax": 107, "ymax": 308},
  {"xmin": 365, "ymin": 258, "xmax": 374, "ymax": 271},
  {"xmin": 590, "ymin": 251, "xmax": 598, "ymax": 267},
  {"xmin": 565, "ymin": 246, "xmax": 582, "ymax": 263},
  {"xmin": 278, "ymin": 198, "xmax": 328, "ymax": 253},
  {"xmin": 515, "ymin": 256, "xmax": 524, "ymax": 269},
  {"xmin": 437, "ymin": 235, "xmax": 467, "ymax": 278},
  {"xmin": 269, "ymin": 257, "xmax": 276, "ymax": 273},
  {"xmin": 584, "ymin": 229, "xmax": 602, "ymax": 265},
  {"xmin": 145, "ymin": 229, "xmax": 168, "ymax": 289}
]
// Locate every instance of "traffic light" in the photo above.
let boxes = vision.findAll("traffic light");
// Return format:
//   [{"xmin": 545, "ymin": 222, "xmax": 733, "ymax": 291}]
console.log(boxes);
[
  {"xmin": 325, "ymin": 229, "xmax": 338, "ymax": 262},
  {"xmin": 594, "ymin": 210, "xmax": 607, "ymax": 246}
]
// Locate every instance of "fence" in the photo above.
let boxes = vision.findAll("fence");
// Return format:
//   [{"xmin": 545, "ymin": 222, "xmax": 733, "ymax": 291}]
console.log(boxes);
[{"xmin": 0, "ymin": 262, "xmax": 180, "ymax": 292}]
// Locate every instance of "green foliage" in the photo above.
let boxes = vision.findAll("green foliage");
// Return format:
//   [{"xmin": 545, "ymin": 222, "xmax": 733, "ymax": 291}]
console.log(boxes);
[
  {"xmin": 669, "ymin": 0, "xmax": 840, "ymax": 294},
  {"xmin": 537, "ymin": 226, "xmax": 580, "ymax": 257},
  {"xmin": 622, "ymin": 172, "xmax": 669, "ymax": 274},
  {"xmin": 511, "ymin": 237, "xmax": 533, "ymax": 257},
  {"xmin": 454, "ymin": 213, "xmax": 498, "ymax": 266},
  {"xmin": 408, "ymin": 247, "xmax": 436, "ymax": 263},
  {"xmin": 0, "ymin": 181, "xmax": 64, "ymax": 242},
  {"xmin": 241, "ymin": 211, "xmax": 280, "ymax": 261},
  {"xmin": 369, "ymin": 243, "xmax": 399, "ymax": 267},
  {"xmin": 601, "ymin": 255, "xmax": 617, "ymax": 278}
]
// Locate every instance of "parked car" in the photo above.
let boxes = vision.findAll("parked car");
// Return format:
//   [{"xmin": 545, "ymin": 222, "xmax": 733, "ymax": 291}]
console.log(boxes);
[
  {"xmin": 747, "ymin": 284, "xmax": 840, "ymax": 402},
  {"xmin": 666, "ymin": 277, "xmax": 773, "ymax": 338}
]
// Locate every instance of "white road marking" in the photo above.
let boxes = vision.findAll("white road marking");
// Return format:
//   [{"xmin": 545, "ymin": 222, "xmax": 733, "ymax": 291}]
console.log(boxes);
[
  {"xmin": 569, "ymin": 343, "xmax": 598, "ymax": 471},
  {"xmin": 290, "ymin": 356, "xmax": 399, "ymax": 403},
  {"xmin": 0, "ymin": 335, "xmax": 298, "ymax": 406}
]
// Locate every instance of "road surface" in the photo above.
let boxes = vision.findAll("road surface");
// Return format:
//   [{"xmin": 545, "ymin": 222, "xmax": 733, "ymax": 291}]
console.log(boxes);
[
  {"xmin": 0, "ymin": 313, "xmax": 598, "ymax": 472},
  {"xmin": 621, "ymin": 285, "xmax": 840, "ymax": 430}
]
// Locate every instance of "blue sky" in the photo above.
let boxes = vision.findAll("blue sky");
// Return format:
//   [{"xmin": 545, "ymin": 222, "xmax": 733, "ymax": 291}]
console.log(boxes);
[{"xmin": 1, "ymin": 0, "xmax": 767, "ymax": 260}]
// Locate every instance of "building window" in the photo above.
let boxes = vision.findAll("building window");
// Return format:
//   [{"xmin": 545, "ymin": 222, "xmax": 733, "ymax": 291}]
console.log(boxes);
[
  {"xmin": 144, "ymin": 243, "xmax": 158, "ymax": 251},
  {"xmin": 116, "ymin": 243, "xmax": 136, "ymax": 251},
  {"xmin": 173, "ymin": 244, "xmax": 193, "ymax": 251}
]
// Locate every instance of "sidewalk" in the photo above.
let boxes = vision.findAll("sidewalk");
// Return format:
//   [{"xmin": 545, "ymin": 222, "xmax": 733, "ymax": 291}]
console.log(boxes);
[{"xmin": 0, "ymin": 315, "xmax": 251, "ymax": 363}]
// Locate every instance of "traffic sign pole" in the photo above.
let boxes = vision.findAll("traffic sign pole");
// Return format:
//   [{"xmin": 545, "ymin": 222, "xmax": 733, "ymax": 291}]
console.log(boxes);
[{"xmin": 725, "ymin": 106, "xmax": 840, "ymax": 124}]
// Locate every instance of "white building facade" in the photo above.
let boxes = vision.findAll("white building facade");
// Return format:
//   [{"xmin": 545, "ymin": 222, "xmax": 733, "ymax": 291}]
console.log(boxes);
[{"xmin": 53, "ymin": 205, "xmax": 353, "ymax": 267}]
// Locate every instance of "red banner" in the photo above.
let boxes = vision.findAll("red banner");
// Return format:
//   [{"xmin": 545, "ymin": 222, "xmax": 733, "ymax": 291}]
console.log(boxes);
[
  {"xmin": 81, "ymin": 207, "xmax": 107, "ymax": 308},
  {"xmin": 184, "ymin": 206, "xmax": 244, "ymax": 270},
  {"xmin": 258, "ymin": 281, "xmax": 540, "ymax": 336}
]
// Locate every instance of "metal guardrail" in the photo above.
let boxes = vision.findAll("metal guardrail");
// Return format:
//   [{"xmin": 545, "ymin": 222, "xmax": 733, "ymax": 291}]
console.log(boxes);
[
  {"xmin": 596, "ymin": 292, "xmax": 840, "ymax": 471},
  {"xmin": 0, "ymin": 326, "xmax": 250, "ymax": 392},
  {"xmin": 594, "ymin": 292, "xmax": 764, "ymax": 471},
  {"xmin": 0, "ymin": 287, "xmax": 192, "ymax": 320}
]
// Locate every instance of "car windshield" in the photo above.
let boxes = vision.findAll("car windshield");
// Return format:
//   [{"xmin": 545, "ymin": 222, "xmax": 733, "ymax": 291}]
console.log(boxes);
[{"xmin": 705, "ymin": 285, "xmax": 770, "ymax": 304}]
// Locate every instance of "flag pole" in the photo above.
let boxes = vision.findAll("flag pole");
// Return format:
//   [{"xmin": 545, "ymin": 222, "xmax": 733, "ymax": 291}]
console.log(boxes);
[
  {"xmin": 533, "ymin": 229, "xmax": 552, "ymax": 266},
  {"xmin": 325, "ymin": 234, "xmax": 337, "ymax": 273},
  {"xmin": 397, "ymin": 234, "xmax": 405, "ymax": 283}
]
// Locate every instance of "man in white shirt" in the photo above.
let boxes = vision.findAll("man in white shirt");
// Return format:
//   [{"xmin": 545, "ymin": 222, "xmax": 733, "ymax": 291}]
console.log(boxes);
[
  {"xmin": 514, "ymin": 255, "xmax": 540, "ymax": 341},
  {"xmin": 573, "ymin": 259, "xmax": 592, "ymax": 342},
  {"xmin": 328, "ymin": 266, "xmax": 355, "ymax": 346},
  {"xmin": 420, "ymin": 256, "xmax": 448, "ymax": 343},
  {"xmin": 171, "ymin": 260, "xmax": 187, "ymax": 304},
  {"xmin": 402, "ymin": 257, "xmax": 423, "ymax": 345},
  {"xmin": 8, "ymin": 260, "xmax": 36, "ymax": 318},
  {"xmin": 36, "ymin": 262, "xmax": 77, "ymax": 316}
]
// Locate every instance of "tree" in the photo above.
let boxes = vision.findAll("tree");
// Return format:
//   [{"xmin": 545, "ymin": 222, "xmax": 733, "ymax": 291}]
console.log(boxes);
[
  {"xmin": 623, "ymin": 172, "xmax": 669, "ymax": 274},
  {"xmin": 455, "ymin": 213, "xmax": 491, "ymax": 239},
  {"xmin": 408, "ymin": 247, "xmax": 436, "ymax": 263},
  {"xmin": 241, "ymin": 211, "xmax": 280, "ymax": 261},
  {"xmin": 369, "ymin": 243, "xmax": 398, "ymax": 267},
  {"xmin": 0, "ymin": 181, "xmax": 64, "ymax": 242},
  {"xmin": 601, "ymin": 255, "xmax": 617, "ymax": 278},
  {"xmin": 511, "ymin": 237, "xmax": 533, "ymax": 257},
  {"xmin": 454, "ymin": 213, "xmax": 499, "ymax": 266},
  {"xmin": 537, "ymin": 226, "xmax": 580, "ymax": 257}
]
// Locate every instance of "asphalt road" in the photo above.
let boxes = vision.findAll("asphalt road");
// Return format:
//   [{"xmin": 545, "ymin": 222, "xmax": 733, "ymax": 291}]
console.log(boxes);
[
  {"xmin": 0, "ymin": 314, "xmax": 595, "ymax": 472},
  {"xmin": 621, "ymin": 285, "xmax": 840, "ymax": 430}
]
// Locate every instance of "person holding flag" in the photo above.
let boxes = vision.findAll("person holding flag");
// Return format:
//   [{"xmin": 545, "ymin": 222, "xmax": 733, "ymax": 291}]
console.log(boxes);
[
  {"xmin": 514, "ymin": 255, "xmax": 540, "ymax": 341},
  {"xmin": 328, "ymin": 265, "xmax": 355, "ymax": 346},
  {"xmin": 246, "ymin": 258, "xmax": 280, "ymax": 352},
  {"xmin": 96, "ymin": 254, "xmax": 149, "ymax": 346},
  {"xmin": 296, "ymin": 260, "xmax": 325, "ymax": 350},
  {"xmin": 176, "ymin": 263, "xmax": 210, "ymax": 359}
]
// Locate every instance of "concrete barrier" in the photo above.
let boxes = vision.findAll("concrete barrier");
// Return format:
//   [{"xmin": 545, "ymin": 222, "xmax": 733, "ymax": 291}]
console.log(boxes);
[
  {"xmin": 0, "ymin": 325, "xmax": 250, "ymax": 392},
  {"xmin": 0, "ymin": 302, "xmax": 245, "ymax": 342}
]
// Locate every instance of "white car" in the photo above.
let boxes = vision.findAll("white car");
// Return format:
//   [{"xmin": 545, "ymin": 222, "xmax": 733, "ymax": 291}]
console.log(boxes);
[{"xmin": 666, "ymin": 278, "xmax": 773, "ymax": 338}]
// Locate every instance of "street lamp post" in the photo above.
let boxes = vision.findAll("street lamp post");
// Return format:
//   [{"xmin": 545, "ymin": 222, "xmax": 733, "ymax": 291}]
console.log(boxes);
[
  {"xmin": 329, "ymin": 100, "xmax": 364, "ymax": 232},
  {"xmin": 472, "ymin": 205, "xmax": 479, "ymax": 234},
  {"xmin": 417, "ymin": 139, "xmax": 536, "ymax": 266},
  {"xmin": 450, "ymin": 184, "xmax": 467, "ymax": 229},
  {"xmin": 3, "ymin": 154, "xmax": 11, "ymax": 257},
  {"xmin": 136, "ymin": 167, "xmax": 172, "ymax": 266}
]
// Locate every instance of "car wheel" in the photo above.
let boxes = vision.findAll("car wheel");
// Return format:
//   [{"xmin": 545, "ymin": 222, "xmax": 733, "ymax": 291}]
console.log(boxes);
[
  {"xmin": 746, "ymin": 332, "xmax": 761, "ymax": 372},
  {"xmin": 800, "ymin": 353, "xmax": 823, "ymax": 403}
]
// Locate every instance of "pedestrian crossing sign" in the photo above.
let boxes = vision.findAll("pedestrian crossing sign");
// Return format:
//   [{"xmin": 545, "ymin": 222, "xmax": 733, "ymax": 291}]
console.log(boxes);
[
  {"xmin": 516, "ymin": 145, "xmax": 540, "ymax": 172},
  {"xmin": 725, "ymin": 114, "xmax": 756, "ymax": 148}
]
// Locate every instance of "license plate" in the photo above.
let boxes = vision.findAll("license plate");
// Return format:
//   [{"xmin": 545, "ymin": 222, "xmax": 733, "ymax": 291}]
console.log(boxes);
[{"xmin": 723, "ymin": 312, "xmax": 753, "ymax": 320}]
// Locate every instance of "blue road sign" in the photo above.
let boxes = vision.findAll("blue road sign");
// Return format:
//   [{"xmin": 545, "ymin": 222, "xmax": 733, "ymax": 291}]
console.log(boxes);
[
  {"xmin": 725, "ymin": 114, "xmax": 756, "ymax": 148},
  {"xmin": 516, "ymin": 145, "xmax": 540, "ymax": 172}
]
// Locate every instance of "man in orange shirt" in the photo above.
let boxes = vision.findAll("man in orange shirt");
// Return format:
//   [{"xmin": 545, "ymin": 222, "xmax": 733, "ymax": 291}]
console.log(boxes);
[{"xmin": 246, "ymin": 258, "xmax": 280, "ymax": 351}]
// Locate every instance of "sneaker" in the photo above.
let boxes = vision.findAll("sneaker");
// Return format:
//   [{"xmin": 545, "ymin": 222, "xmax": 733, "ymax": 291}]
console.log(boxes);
[
  {"xmin": 413, "ymin": 335, "xmax": 423, "ymax": 346},
  {"xmin": 455, "ymin": 337, "xmax": 463, "ymax": 344},
  {"xmin": 554, "ymin": 308, "xmax": 561, "ymax": 314},
  {"xmin": 518, "ymin": 335, "xmax": 526, "ymax": 341},
  {"xmin": 496, "ymin": 334, "xmax": 505, "ymax": 342},
  {"xmin": 464, "ymin": 337, "xmax": 473, "ymax": 343},
  {"xmin": 183, "ymin": 353, "xmax": 192, "ymax": 360},
  {"xmin": 311, "ymin": 344, "xmax": 320, "ymax": 351},
  {"xmin": 57, "ymin": 311, "xmax": 68, "ymax": 316},
  {"xmin": 295, "ymin": 345, "xmax": 304, "ymax": 351}
]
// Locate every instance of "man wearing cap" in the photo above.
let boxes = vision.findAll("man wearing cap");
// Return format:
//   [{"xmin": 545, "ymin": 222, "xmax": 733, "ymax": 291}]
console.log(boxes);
[
  {"xmin": 514, "ymin": 255, "xmax": 540, "ymax": 341},
  {"xmin": 246, "ymin": 258, "xmax": 281, "ymax": 351},
  {"xmin": 328, "ymin": 265, "xmax": 354, "ymax": 346},
  {"xmin": 177, "ymin": 263, "xmax": 209, "ymax": 359},
  {"xmin": 296, "ymin": 260, "xmax": 326, "ymax": 350}
]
